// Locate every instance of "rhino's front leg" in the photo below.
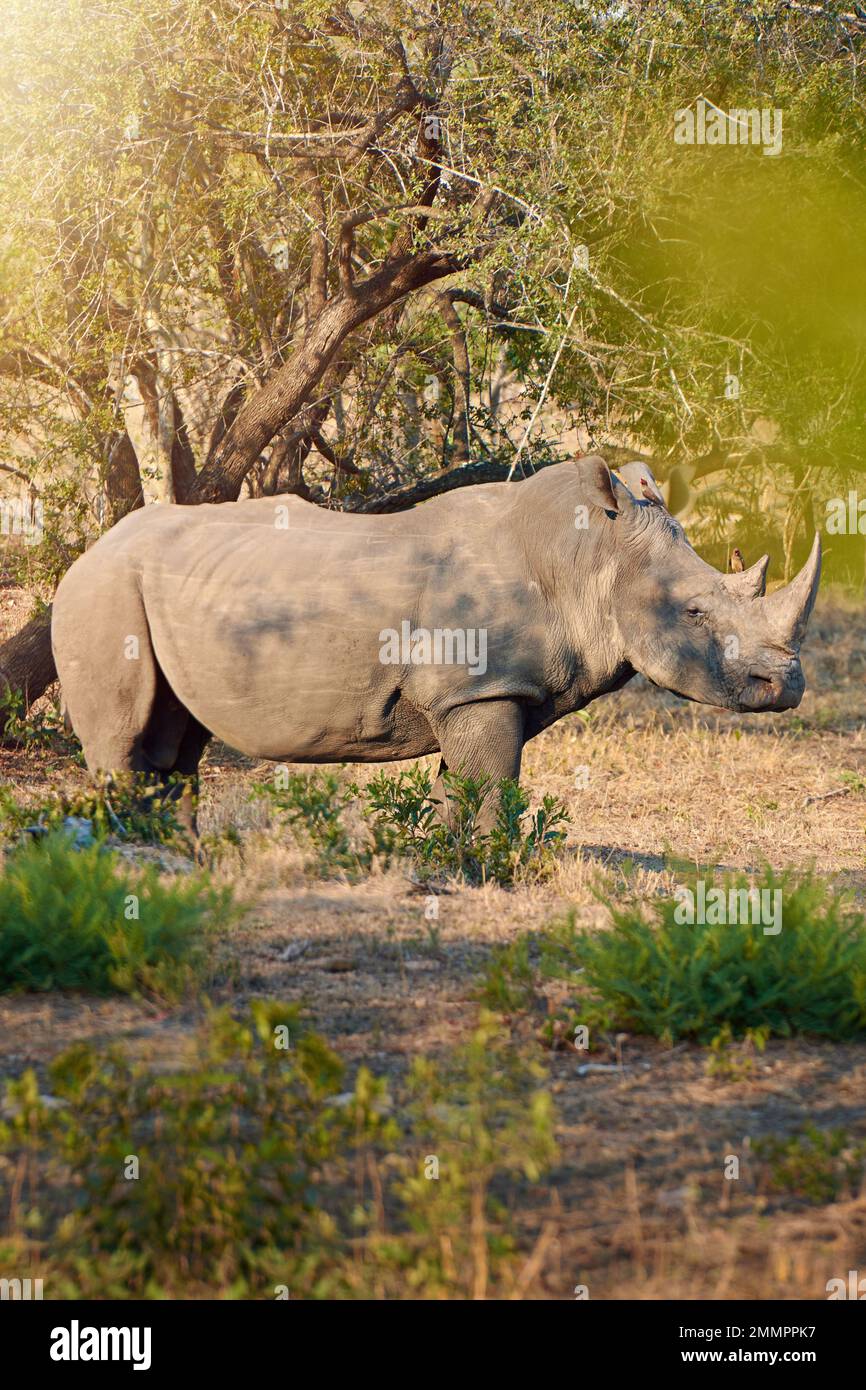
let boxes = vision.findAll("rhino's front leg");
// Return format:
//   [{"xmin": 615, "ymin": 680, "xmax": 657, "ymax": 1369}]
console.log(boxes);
[{"xmin": 431, "ymin": 699, "xmax": 525, "ymax": 834}]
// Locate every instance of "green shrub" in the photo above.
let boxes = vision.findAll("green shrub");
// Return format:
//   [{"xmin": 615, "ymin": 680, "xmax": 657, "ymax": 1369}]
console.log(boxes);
[
  {"xmin": 568, "ymin": 871, "xmax": 866, "ymax": 1042},
  {"xmin": 705, "ymin": 1023, "xmax": 769, "ymax": 1080},
  {"xmin": 474, "ymin": 872, "xmax": 866, "ymax": 1047},
  {"xmin": 479, "ymin": 915, "xmax": 585, "ymax": 1025},
  {"xmin": 753, "ymin": 1125, "xmax": 866, "ymax": 1205},
  {"xmin": 478, "ymin": 933, "xmax": 537, "ymax": 1012},
  {"xmin": 360, "ymin": 763, "xmax": 440, "ymax": 862},
  {"xmin": 253, "ymin": 770, "xmax": 355, "ymax": 874},
  {"xmin": 0, "ymin": 777, "xmax": 183, "ymax": 846},
  {"xmin": 256, "ymin": 765, "xmax": 569, "ymax": 886},
  {"xmin": 366, "ymin": 766, "xmax": 569, "ymax": 885},
  {"xmin": 0, "ymin": 832, "xmax": 231, "ymax": 998},
  {"xmin": 0, "ymin": 1007, "xmax": 557, "ymax": 1299},
  {"xmin": 0, "ymin": 1003, "xmax": 361, "ymax": 1297},
  {"xmin": 0, "ymin": 688, "xmax": 80, "ymax": 755},
  {"xmin": 386, "ymin": 1011, "xmax": 558, "ymax": 1298}
]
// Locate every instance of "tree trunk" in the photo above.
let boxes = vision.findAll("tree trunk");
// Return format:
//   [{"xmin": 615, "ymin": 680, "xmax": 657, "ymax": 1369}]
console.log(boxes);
[
  {"xmin": 0, "ymin": 608, "xmax": 56, "ymax": 713},
  {"xmin": 189, "ymin": 251, "xmax": 456, "ymax": 504},
  {"xmin": 103, "ymin": 430, "xmax": 144, "ymax": 525},
  {"xmin": 171, "ymin": 409, "xmax": 198, "ymax": 502},
  {"xmin": 436, "ymin": 293, "xmax": 471, "ymax": 466},
  {"xmin": 2, "ymin": 252, "xmax": 457, "ymax": 714},
  {"xmin": 134, "ymin": 363, "xmax": 198, "ymax": 503}
]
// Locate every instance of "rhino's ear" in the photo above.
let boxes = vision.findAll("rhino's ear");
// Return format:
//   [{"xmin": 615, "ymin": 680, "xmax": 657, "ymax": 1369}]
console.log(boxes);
[{"xmin": 575, "ymin": 455, "xmax": 619, "ymax": 515}]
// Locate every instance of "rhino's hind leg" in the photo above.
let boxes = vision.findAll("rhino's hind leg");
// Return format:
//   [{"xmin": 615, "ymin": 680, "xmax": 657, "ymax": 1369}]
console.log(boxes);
[
  {"xmin": 53, "ymin": 578, "xmax": 207, "ymax": 840},
  {"xmin": 53, "ymin": 584, "xmax": 162, "ymax": 782},
  {"xmin": 103, "ymin": 706, "xmax": 211, "ymax": 844},
  {"xmin": 135, "ymin": 662, "xmax": 212, "ymax": 840},
  {"xmin": 154, "ymin": 710, "xmax": 212, "ymax": 839},
  {"xmin": 431, "ymin": 699, "xmax": 525, "ymax": 833}
]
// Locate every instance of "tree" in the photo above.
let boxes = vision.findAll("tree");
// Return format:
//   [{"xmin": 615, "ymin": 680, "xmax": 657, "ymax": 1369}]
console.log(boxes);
[{"xmin": 0, "ymin": 0, "xmax": 863, "ymax": 714}]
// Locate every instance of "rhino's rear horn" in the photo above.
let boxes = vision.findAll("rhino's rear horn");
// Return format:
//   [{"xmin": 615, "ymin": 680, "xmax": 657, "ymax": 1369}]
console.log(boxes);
[
  {"xmin": 763, "ymin": 533, "xmax": 822, "ymax": 645},
  {"xmin": 721, "ymin": 553, "xmax": 769, "ymax": 599}
]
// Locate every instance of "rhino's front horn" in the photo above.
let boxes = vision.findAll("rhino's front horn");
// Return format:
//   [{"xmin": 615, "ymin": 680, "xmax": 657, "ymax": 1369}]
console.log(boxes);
[
  {"xmin": 721, "ymin": 554, "xmax": 769, "ymax": 599},
  {"xmin": 763, "ymin": 533, "xmax": 822, "ymax": 644}
]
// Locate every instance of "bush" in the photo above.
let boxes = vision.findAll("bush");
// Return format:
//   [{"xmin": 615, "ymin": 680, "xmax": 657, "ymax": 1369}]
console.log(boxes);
[
  {"xmin": 0, "ymin": 832, "xmax": 231, "ymax": 998},
  {"xmin": 474, "ymin": 872, "xmax": 866, "ymax": 1046},
  {"xmin": 0, "ymin": 778, "xmax": 183, "ymax": 846},
  {"xmin": 391, "ymin": 1012, "xmax": 557, "ymax": 1299},
  {"xmin": 478, "ymin": 933, "xmax": 537, "ymax": 1012},
  {"xmin": 0, "ymin": 1007, "xmax": 557, "ymax": 1299},
  {"xmin": 252, "ymin": 770, "xmax": 356, "ymax": 874},
  {"xmin": 568, "ymin": 870, "xmax": 866, "ymax": 1042},
  {"xmin": 705, "ymin": 1023, "xmax": 769, "ymax": 1081},
  {"xmin": 478, "ymin": 916, "xmax": 587, "ymax": 1030},
  {"xmin": 0, "ymin": 688, "xmax": 80, "ymax": 755},
  {"xmin": 364, "ymin": 766, "xmax": 569, "ymax": 885},
  {"xmin": 753, "ymin": 1125, "xmax": 866, "ymax": 1205},
  {"xmin": 0, "ymin": 1003, "xmax": 363, "ymax": 1297},
  {"xmin": 256, "ymin": 765, "xmax": 570, "ymax": 886}
]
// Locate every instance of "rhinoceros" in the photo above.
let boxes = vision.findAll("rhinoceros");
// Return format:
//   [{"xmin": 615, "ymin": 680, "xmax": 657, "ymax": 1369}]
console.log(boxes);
[{"xmin": 51, "ymin": 456, "xmax": 820, "ymax": 824}]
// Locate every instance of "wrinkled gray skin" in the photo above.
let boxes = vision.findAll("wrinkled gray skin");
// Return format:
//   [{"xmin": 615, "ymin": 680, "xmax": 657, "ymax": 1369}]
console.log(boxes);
[{"xmin": 52, "ymin": 457, "xmax": 821, "ymax": 828}]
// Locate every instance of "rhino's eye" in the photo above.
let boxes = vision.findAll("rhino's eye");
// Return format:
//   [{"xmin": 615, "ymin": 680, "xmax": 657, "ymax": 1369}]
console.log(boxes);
[{"xmin": 686, "ymin": 605, "xmax": 707, "ymax": 622}]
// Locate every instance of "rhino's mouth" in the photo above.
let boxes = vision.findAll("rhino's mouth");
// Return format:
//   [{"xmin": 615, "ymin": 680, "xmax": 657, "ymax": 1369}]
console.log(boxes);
[{"xmin": 738, "ymin": 666, "xmax": 804, "ymax": 713}]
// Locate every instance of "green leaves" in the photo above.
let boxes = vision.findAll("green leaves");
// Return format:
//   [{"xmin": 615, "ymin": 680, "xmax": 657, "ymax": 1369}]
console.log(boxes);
[
  {"xmin": 571, "ymin": 870, "xmax": 866, "ymax": 1042},
  {"xmin": 0, "ymin": 832, "xmax": 232, "ymax": 998},
  {"xmin": 254, "ymin": 770, "xmax": 356, "ymax": 874},
  {"xmin": 258, "ymin": 766, "xmax": 570, "ymax": 885},
  {"xmin": 364, "ymin": 767, "xmax": 570, "ymax": 884},
  {"xmin": 753, "ymin": 1124, "xmax": 866, "ymax": 1205},
  {"xmin": 1, "ymin": 1, "xmax": 863, "ymax": 577},
  {"xmin": 0, "ymin": 1003, "xmax": 557, "ymax": 1299},
  {"xmin": 0, "ymin": 777, "xmax": 184, "ymax": 846},
  {"xmin": 476, "ymin": 871, "xmax": 866, "ymax": 1051}
]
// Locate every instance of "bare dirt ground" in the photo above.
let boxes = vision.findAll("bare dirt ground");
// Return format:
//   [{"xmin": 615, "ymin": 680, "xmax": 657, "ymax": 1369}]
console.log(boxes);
[{"xmin": 1, "ymin": 580, "xmax": 865, "ymax": 1299}]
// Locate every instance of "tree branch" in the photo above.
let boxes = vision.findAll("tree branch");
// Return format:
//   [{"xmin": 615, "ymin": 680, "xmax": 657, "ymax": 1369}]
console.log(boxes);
[
  {"xmin": 344, "ymin": 456, "xmax": 545, "ymax": 513},
  {"xmin": 189, "ymin": 248, "xmax": 458, "ymax": 504}
]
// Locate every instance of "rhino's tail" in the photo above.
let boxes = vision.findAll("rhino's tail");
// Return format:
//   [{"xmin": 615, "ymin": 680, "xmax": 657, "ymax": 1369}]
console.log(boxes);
[{"xmin": 58, "ymin": 689, "xmax": 73, "ymax": 735}]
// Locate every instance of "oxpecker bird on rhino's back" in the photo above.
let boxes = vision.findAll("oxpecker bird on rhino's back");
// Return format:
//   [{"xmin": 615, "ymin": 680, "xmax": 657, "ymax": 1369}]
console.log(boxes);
[{"xmin": 51, "ymin": 456, "xmax": 821, "ymax": 827}]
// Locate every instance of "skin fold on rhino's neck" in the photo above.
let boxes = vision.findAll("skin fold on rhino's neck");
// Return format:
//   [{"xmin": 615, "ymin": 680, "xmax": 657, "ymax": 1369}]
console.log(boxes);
[{"xmin": 505, "ymin": 478, "xmax": 636, "ymax": 716}]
